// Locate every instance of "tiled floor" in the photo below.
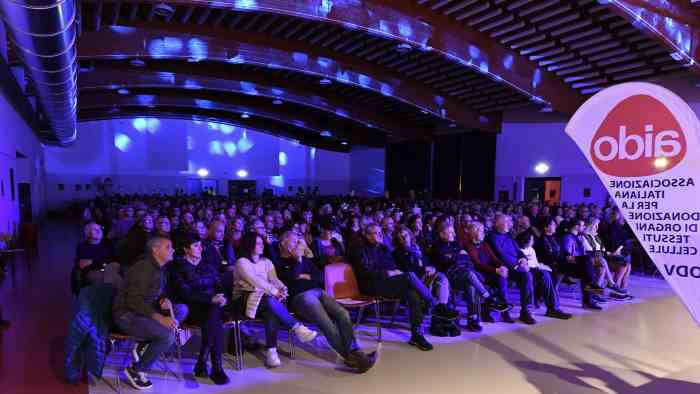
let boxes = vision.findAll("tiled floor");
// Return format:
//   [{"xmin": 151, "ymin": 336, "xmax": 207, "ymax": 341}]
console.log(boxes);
[{"xmin": 3, "ymin": 221, "xmax": 700, "ymax": 394}]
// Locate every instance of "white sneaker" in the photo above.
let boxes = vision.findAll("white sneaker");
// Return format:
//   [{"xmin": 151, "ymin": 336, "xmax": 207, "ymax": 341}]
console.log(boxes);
[
  {"xmin": 292, "ymin": 324, "xmax": 317, "ymax": 343},
  {"xmin": 265, "ymin": 348, "xmax": 281, "ymax": 368}
]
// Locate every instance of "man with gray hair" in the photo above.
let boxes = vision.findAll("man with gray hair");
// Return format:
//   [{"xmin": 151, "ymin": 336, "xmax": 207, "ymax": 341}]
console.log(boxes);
[{"xmin": 113, "ymin": 237, "xmax": 188, "ymax": 390}]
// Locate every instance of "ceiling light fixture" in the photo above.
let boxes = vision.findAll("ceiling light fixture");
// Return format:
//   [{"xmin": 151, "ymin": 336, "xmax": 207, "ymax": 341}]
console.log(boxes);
[
  {"xmin": 129, "ymin": 59, "xmax": 146, "ymax": 67},
  {"xmin": 240, "ymin": 113, "xmax": 250, "ymax": 119},
  {"xmin": 319, "ymin": 78, "xmax": 332, "ymax": 85},
  {"xmin": 117, "ymin": 88, "xmax": 130, "ymax": 95},
  {"xmin": 272, "ymin": 99, "xmax": 283, "ymax": 105},
  {"xmin": 152, "ymin": 2, "xmax": 175, "ymax": 18},
  {"xmin": 395, "ymin": 43, "xmax": 413, "ymax": 53}
]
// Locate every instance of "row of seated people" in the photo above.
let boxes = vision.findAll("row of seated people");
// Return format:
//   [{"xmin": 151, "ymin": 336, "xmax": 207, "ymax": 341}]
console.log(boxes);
[{"xmin": 73, "ymin": 202, "xmax": 634, "ymax": 390}]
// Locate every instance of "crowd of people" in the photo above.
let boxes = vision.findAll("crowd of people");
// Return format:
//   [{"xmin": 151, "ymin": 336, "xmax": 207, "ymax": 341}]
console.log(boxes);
[{"xmin": 72, "ymin": 193, "xmax": 639, "ymax": 390}]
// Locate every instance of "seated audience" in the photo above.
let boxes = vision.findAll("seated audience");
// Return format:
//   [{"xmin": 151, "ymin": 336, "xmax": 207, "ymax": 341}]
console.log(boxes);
[
  {"xmin": 122, "ymin": 215, "xmax": 154, "ymax": 267},
  {"xmin": 311, "ymin": 218, "xmax": 346, "ymax": 267},
  {"xmin": 515, "ymin": 232, "xmax": 572, "ymax": 320},
  {"xmin": 392, "ymin": 226, "xmax": 459, "ymax": 324},
  {"xmin": 74, "ymin": 222, "xmax": 118, "ymax": 290},
  {"xmin": 432, "ymin": 222, "xmax": 508, "ymax": 331},
  {"xmin": 154, "ymin": 217, "xmax": 171, "ymax": 239},
  {"xmin": 233, "ymin": 233, "xmax": 317, "ymax": 368},
  {"xmin": 276, "ymin": 231, "xmax": 376, "ymax": 373},
  {"xmin": 169, "ymin": 236, "xmax": 231, "ymax": 384},
  {"xmin": 486, "ymin": 214, "xmax": 540, "ymax": 324},
  {"xmin": 112, "ymin": 237, "xmax": 188, "ymax": 390},
  {"xmin": 202, "ymin": 221, "xmax": 235, "ymax": 271},
  {"xmin": 464, "ymin": 222, "xmax": 515, "ymax": 323},
  {"xmin": 351, "ymin": 224, "xmax": 450, "ymax": 351},
  {"xmin": 581, "ymin": 218, "xmax": 632, "ymax": 299},
  {"xmin": 559, "ymin": 220, "xmax": 605, "ymax": 310}
]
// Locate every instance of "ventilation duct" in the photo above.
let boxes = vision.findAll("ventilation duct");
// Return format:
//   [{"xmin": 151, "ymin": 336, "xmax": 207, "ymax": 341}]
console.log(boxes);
[{"xmin": 0, "ymin": 0, "xmax": 78, "ymax": 145}]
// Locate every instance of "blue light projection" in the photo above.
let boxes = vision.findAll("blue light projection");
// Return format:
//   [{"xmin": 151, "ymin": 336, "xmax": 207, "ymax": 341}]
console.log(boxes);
[
  {"xmin": 358, "ymin": 74, "xmax": 371, "ymax": 87},
  {"xmin": 148, "ymin": 37, "xmax": 183, "ymax": 58},
  {"xmin": 209, "ymin": 140, "xmax": 223, "ymax": 156},
  {"xmin": 234, "ymin": 0, "xmax": 256, "ymax": 10},
  {"xmin": 271, "ymin": 88, "xmax": 285, "ymax": 96},
  {"xmin": 187, "ymin": 38, "xmax": 208, "ymax": 61},
  {"xmin": 468, "ymin": 45, "xmax": 481, "ymax": 59},
  {"xmin": 219, "ymin": 124, "xmax": 235, "ymax": 134},
  {"xmin": 223, "ymin": 141, "xmax": 237, "ymax": 157},
  {"xmin": 292, "ymin": 52, "xmax": 309, "ymax": 66},
  {"xmin": 278, "ymin": 151, "xmax": 288, "ymax": 166},
  {"xmin": 227, "ymin": 54, "xmax": 245, "ymax": 64},
  {"xmin": 240, "ymin": 81, "xmax": 259, "ymax": 95},
  {"xmin": 503, "ymin": 55, "xmax": 514, "ymax": 69},
  {"xmin": 532, "ymin": 68, "xmax": 542, "ymax": 89},
  {"xmin": 269, "ymin": 175, "xmax": 284, "ymax": 187},
  {"xmin": 317, "ymin": 57, "xmax": 332, "ymax": 68},
  {"xmin": 114, "ymin": 133, "xmax": 132, "ymax": 152},
  {"xmin": 398, "ymin": 21, "xmax": 413, "ymax": 38},
  {"xmin": 380, "ymin": 83, "xmax": 394, "ymax": 96},
  {"xmin": 310, "ymin": 148, "xmax": 316, "ymax": 159},
  {"xmin": 237, "ymin": 131, "xmax": 253, "ymax": 153}
]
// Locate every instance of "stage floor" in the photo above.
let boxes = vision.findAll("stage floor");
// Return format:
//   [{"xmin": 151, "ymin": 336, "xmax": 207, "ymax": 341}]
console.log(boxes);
[{"xmin": 92, "ymin": 276, "xmax": 700, "ymax": 394}]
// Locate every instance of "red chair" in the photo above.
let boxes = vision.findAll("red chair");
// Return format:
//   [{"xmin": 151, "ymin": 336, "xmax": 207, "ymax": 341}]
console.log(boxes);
[{"xmin": 324, "ymin": 262, "xmax": 383, "ymax": 341}]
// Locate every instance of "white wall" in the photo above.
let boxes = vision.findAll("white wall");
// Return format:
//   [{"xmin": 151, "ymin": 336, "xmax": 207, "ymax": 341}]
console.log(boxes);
[
  {"xmin": 495, "ymin": 75, "xmax": 700, "ymax": 205},
  {"xmin": 0, "ymin": 93, "xmax": 45, "ymax": 236}
]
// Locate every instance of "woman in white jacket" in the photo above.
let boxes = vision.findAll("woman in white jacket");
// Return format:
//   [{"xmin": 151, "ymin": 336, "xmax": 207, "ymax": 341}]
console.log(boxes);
[{"xmin": 233, "ymin": 233, "xmax": 317, "ymax": 368}]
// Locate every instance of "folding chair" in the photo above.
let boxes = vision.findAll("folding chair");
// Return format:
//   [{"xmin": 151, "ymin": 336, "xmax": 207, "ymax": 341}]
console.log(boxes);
[
  {"xmin": 324, "ymin": 262, "xmax": 383, "ymax": 341},
  {"xmin": 229, "ymin": 312, "xmax": 296, "ymax": 371}
]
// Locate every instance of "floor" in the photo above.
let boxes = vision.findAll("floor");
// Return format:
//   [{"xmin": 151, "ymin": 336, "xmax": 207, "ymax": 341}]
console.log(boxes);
[{"xmin": 3, "ymin": 221, "xmax": 700, "ymax": 394}]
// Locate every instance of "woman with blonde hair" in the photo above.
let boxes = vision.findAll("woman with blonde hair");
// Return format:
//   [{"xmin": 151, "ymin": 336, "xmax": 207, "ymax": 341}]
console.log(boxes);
[{"xmin": 581, "ymin": 217, "xmax": 632, "ymax": 300}]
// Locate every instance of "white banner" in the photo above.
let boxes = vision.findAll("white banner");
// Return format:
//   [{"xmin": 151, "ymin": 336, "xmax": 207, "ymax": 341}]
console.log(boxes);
[{"xmin": 565, "ymin": 82, "xmax": 700, "ymax": 324}]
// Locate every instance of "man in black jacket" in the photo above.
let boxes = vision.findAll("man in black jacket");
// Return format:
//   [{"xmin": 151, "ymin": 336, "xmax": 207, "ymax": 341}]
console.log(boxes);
[
  {"xmin": 113, "ymin": 237, "xmax": 188, "ymax": 390},
  {"xmin": 276, "ymin": 231, "xmax": 375, "ymax": 373},
  {"xmin": 351, "ymin": 224, "xmax": 450, "ymax": 351}
]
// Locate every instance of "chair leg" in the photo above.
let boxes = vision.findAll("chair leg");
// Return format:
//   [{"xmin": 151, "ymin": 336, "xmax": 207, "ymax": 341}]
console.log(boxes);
[
  {"xmin": 355, "ymin": 306, "xmax": 365, "ymax": 328},
  {"xmin": 374, "ymin": 303, "xmax": 383, "ymax": 343},
  {"xmin": 234, "ymin": 321, "xmax": 244, "ymax": 371},
  {"xmin": 288, "ymin": 329, "xmax": 295, "ymax": 360},
  {"xmin": 389, "ymin": 301, "xmax": 400, "ymax": 328}
]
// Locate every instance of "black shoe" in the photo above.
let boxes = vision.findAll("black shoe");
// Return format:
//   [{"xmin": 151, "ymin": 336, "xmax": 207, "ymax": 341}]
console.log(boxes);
[
  {"xmin": 607, "ymin": 284, "xmax": 627, "ymax": 294},
  {"xmin": 124, "ymin": 365, "xmax": 153, "ymax": 390},
  {"xmin": 193, "ymin": 360, "xmax": 208, "ymax": 378},
  {"xmin": 519, "ymin": 312, "xmax": 537, "ymax": 325},
  {"xmin": 481, "ymin": 311, "xmax": 495, "ymax": 323},
  {"xmin": 609, "ymin": 292, "xmax": 627, "ymax": 300},
  {"xmin": 545, "ymin": 309, "xmax": 572, "ymax": 320},
  {"xmin": 448, "ymin": 323, "xmax": 461, "ymax": 337},
  {"xmin": 345, "ymin": 350, "xmax": 376, "ymax": 373},
  {"xmin": 433, "ymin": 303, "xmax": 459, "ymax": 320},
  {"xmin": 486, "ymin": 297, "xmax": 511, "ymax": 313},
  {"xmin": 501, "ymin": 311, "xmax": 515, "ymax": 323},
  {"xmin": 592, "ymin": 294, "xmax": 609, "ymax": 303},
  {"xmin": 466, "ymin": 318, "xmax": 482, "ymax": 332},
  {"xmin": 583, "ymin": 301, "xmax": 603, "ymax": 310},
  {"xmin": 584, "ymin": 284, "xmax": 605, "ymax": 293},
  {"xmin": 408, "ymin": 333, "xmax": 433, "ymax": 351},
  {"xmin": 210, "ymin": 367, "xmax": 230, "ymax": 385}
]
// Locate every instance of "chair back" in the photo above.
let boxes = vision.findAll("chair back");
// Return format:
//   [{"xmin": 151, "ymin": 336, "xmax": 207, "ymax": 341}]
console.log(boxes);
[{"xmin": 324, "ymin": 262, "xmax": 361, "ymax": 299}]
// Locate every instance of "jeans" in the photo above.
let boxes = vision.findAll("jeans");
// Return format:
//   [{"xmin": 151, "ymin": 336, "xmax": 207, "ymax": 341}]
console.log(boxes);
[
  {"xmin": 507, "ymin": 268, "xmax": 535, "ymax": 314},
  {"xmin": 447, "ymin": 266, "xmax": 489, "ymax": 317},
  {"xmin": 373, "ymin": 272, "xmax": 436, "ymax": 333},
  {"xmin": 255, "ymin": 295, "xmax": 299, "ymax": 349},
  {"xmin": 424, "ymin": 272, "xmax": 451, "ymax": 305},
  {"xmin": 532, "ymin": 269, "xmax": 560, "ymax": 311},
  {"xmin": 291, "ymin": 288, "xmax": 358, "ymax": 358},
  {"xmin": 559, "ymin": 256, "xmax": 597, "ymax": 303},
  {"xmin": 114, "ymin": 304, "xmax": 188, "ymax": 373}
]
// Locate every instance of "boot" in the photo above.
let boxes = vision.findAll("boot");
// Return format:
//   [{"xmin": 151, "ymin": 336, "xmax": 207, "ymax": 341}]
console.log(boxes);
[
  {"xmin": 209, "ymin": 351, "xmax": 230, "ymax": 385},
  {"xmin": 194, "ymin": 348, "xmax": 209, "ymax": 378}
]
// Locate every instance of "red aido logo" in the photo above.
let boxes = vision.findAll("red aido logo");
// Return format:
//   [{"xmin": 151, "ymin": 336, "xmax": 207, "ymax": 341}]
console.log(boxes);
[{"xmin": 590, "ymin": 94, "xmax": 687, "ymax": 177}]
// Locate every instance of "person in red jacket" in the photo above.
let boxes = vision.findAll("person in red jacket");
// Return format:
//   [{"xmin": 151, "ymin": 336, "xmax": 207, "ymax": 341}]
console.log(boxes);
[{"xmin": 464, "ymin": 222, "xmax": 514, "ymax": 323}]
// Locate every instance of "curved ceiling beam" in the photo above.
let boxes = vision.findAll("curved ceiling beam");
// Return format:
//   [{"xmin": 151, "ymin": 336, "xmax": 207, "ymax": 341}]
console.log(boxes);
[
  {"xmin": 78, "ymin": 65, "xmax": 418, "ymax": 138},
  {"xmin": 78, "ymin": 89, "xmax": 385, "ymax": 145},
  {"xmin": 604, "ymin": 0, "xmax": 699, "ymax": 71},
  {"xmin": 81, "ymin": 0, "xmax": 583, "ymax": 113},
  {"xmin": 78, "ymin": 107, "xmax": 350, "ymax": 152},
  {"xmin": 76, "ymin": 23, "xmax": 499, "ymax": 132}
]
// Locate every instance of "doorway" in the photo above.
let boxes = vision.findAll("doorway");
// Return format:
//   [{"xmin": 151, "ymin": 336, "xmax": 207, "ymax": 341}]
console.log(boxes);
[
  {"xmin": 525, "ymin": 177, "xmax": 561, "ymax": 205},
  {"xmin": 18, "ymin": 183, "xmax": 32, "ymax": 223}
]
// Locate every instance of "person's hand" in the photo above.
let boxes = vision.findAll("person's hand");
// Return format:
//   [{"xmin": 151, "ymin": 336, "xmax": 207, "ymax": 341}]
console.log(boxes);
[
  {"xmin": 159, "ymin": 298, "xmax": 173, "ymax": 311},
  {"xmin": 154, "ymin": 314, "xmax": 178, "ymax": 330},
  {"xmin": 297, "ymin": 273, "xmax": 311, "ymax": 280},
  {"xmin": 212, "ymin": 293, "xmax": 227, "ymax": 306},
  {"xmin": 425, "ymin": 266, "xmax": 436, "ymax": 276},
  {"xmin": 496, "ymin": 266, "xmax": 509, "ymax": 278}
]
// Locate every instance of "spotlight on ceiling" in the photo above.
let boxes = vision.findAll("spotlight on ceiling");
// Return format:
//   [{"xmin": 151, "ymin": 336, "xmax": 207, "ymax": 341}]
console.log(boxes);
[
  {"xmin": 340, "ymin": 141, "xmax": 348, "ymax": 145},
  {"xmin": 319, "ymin": 78, "xmax": 332, "ymax": 85},
  {"xmin": 153, "ymin": 2, "xmax": 175, "ymax": 18},
  {"xmin": 130, "ymin": 59, "xmax": 146, "ymax": 67},
  {"xmin": 320, "ymin": 130, "xmax": 333, "ymax": 137},
  {"xmin": 272, "ymin": 99, "xmax": 283, "ymax": 105},
  {"xmin": 540, "ymin": 105, "xmax": 553, "ymax": 113},
  {"xmin": 670, "ymin": 51, "xmax": 685, "ymax": 61},
  {"xmin": 395, "ymin": 43, "xmax": 413, "ymax": 53},
  {"xmin": 240, "ymin": 113, "xmax": 250, "ymax": 119},
  {"xmin": 236, "ymin": 169, "xmax": 248, "ymax": 178},
  {"xmin": 117, "ymin": 88, "xmax": 130, "ymax": 95},
  {"xmin": 197, "ymin": 168, "xmax": 209, "ymax": 177}
]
